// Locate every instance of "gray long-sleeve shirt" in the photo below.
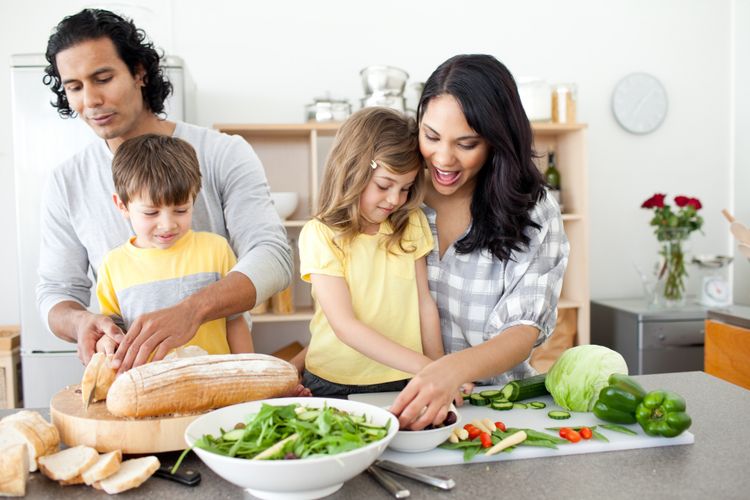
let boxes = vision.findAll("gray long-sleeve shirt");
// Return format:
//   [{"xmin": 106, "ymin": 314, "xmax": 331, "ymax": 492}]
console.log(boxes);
[{"xmin": 36, "ymin": 121, "xmax": 293, "ymax": 332}]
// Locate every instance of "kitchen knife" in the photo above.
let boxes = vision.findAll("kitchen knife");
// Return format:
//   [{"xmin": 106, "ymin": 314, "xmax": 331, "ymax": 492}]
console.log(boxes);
[
  {"xmin": 367, "ymin": 465, "xmax": 410, "ymax": 498},
  {"xmin": 375, "ymin": 460, "xmax": 455, "ymax": 490}
]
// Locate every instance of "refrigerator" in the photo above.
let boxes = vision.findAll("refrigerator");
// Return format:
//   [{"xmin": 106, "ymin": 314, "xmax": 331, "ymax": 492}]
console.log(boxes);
[{"xmin": 11, "ymin": 53, "xmax": 186, "ymax": 408}]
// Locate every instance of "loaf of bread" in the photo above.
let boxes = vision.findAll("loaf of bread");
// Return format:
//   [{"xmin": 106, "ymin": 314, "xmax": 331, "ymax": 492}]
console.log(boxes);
[
  {"xmin": 0, "ymin": 411, "xmax": 60, "ymax": 472},
  {"xmin": 106, "ymin": 353, "xmax": 299, "ymax": 417},
  {"xmin": 0, "ymin": 444, "xmax": 28, "ymax": 496}
]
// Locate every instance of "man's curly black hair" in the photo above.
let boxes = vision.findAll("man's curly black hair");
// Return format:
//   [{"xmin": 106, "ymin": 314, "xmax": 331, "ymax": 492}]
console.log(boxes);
[{"xmin": 43, "ymin": 8, "xmax": 172, "ymax": 118}]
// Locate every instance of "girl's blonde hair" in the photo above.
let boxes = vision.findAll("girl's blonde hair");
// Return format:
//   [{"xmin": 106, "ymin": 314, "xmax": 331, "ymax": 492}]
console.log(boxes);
[{"xmin": 316, "ymin": 107, "xmax": 424, "ymax": 253}]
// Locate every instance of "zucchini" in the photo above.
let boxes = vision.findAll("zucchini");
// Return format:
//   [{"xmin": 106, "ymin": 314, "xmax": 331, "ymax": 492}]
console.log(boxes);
[
  {"xmin": 548, "ymin": 410, "xmax": 571, "ymax": 420},
  {"xmin": 469, "ymin": 393, "xmax": 489, "ymax": 406},
  {"xmin": 490, "ymin": 400, "xmax": 514, "ymax": 411},
  {"xmin": 498, "ymin": 374, "xmax": 549, "ymax": 402}
]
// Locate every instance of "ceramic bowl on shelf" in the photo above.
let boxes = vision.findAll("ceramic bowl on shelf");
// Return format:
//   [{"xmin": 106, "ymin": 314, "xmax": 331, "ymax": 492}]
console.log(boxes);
[
  {"xmin": 270, "ymin": 192, "xmax": 299, "ymax": 220},
  {"xmin": 387, "ymin": 404, "xmax": 461, "ymax": 453},
  {"xmin": 185, "ymin": 397, "xmax": 398, "ymax": 499}
]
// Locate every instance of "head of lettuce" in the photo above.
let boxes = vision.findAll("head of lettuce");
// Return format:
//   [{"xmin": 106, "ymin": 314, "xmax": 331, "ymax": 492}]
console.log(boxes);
[{"xmin": 545, "ymin": 345, "xmax": 629, "ymax": 412}]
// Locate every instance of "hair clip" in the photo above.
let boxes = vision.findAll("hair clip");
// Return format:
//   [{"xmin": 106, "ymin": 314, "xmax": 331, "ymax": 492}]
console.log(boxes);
[{"xmin": 370, "ymin": 160, "xmax": 378, "ymax": 170}]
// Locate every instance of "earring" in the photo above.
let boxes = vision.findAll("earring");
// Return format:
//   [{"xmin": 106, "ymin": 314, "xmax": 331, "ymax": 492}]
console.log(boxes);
[{"xmin": 370, "ymin": 160, "xmax": 378, "ymax": 170}]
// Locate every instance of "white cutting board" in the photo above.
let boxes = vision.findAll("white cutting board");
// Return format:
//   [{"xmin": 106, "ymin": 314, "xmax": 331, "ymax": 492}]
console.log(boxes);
[{"xmin": 349, "ymin": 388, "xmax": 694, "ymax": 467}]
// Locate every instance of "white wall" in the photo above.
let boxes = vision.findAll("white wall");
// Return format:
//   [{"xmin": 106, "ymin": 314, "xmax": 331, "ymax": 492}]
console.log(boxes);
[
  {"xmin": 733, "ymin": 0, "xmax": 750, "ymax": 304},
  {"xmin": 0, "ymin": 0, "xmax": 743, "ymax": 325}
]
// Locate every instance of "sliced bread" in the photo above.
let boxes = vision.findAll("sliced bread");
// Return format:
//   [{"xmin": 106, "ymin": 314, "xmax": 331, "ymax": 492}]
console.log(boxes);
[
  {"xmin": 0, "ymin": 443, "xmax": 28, "ymax": 496},
  {"xmin": 0, "ymin": 411, "xmax": 60, "ymax": 472},
  {"xmin": 38, "ymin": 445, "xmax": 99, "ymax": 481},
  {"xmin": 81, "ymin": 450, "xmax": 122, "ymax": 485},
  {"xmin": 95, "ymin": 456, "xmax": 160, "ymax": 494}
]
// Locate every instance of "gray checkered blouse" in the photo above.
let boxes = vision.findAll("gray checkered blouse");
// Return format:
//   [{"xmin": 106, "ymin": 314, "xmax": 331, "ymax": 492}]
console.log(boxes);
[{"xmin": 424, "ymin": 194, "xmax": 569, "ymax": 386}]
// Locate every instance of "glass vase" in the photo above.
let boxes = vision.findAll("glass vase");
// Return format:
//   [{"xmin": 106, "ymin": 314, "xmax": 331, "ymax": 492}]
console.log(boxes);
[{"xmin": 655, "ymin": 228, "xmax": 690, "ymax": 308}]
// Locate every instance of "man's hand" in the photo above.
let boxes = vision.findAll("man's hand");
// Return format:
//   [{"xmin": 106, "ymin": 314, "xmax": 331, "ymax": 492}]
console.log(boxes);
[
  {"xmin": 73, "ymin": 312, "xmax": 125, "ymax": 365},
  {"xmin": 112, "ymin": 301, "xmax": 201, "ymax": 372}
]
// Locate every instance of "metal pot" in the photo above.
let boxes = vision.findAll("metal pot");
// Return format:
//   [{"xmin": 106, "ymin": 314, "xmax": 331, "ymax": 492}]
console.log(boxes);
[
  {"xmin": 360, "ymin": 65, "xmax": 409, "ymax": 97},
  {"xmin": 305, "ymin": 98, "xmax": 351, "ymax": 122}
]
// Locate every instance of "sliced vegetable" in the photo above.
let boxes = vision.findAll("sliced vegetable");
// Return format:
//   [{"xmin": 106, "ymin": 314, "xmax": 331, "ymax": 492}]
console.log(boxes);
[
  {"xmin": 635, "ymin": 390, "xmax": 692, "ymax": 438},
  {"xmin": 547, "ymin": 410, "xmax": 571, "ymax": 420},
  {"xmin": 528, "ymin": 401, "xmax": 547, "ymax": 409},
  {"xmin": 499, "ymin": 374, "xmax": 549, "ymax": 402},
  {"xmin": 512, "ymin": 403, "xmax": 528, "ymax": 410},
  {"xmin": 490, "ymin": 400, "xmax": 514, "ymax": 411},
  {"xmin": 479, "ymin": 389, "xmax": 502, "ymax": 400},
  {"xmin": 469, "ymin": 394, "xmax": 489, "ymax": 406}
]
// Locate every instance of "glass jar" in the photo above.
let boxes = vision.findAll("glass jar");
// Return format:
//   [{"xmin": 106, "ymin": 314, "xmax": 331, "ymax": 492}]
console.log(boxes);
[{"xmin": 551, "ymin": 83, "xmax": 577, "ymax": 123}]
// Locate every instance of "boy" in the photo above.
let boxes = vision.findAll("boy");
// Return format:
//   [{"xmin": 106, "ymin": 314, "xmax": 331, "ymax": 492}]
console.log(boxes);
[{"xmin": 95, "ymin": 134, "xmax": 254, "ymax": 356}]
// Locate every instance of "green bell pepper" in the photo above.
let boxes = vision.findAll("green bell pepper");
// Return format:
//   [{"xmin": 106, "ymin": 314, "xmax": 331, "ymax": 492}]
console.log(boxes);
[
  {"xmin": 592, "ymin": 373, "xmax": 647, "ymax": 424},
  {"xmin": 635, "ymin": 390, "xmax": 692, "ymax": 438}
]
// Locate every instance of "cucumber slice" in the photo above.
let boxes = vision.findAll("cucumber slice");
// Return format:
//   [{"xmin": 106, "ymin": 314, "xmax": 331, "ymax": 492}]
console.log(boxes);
[
  {"xmin": 490, "ymin": 400, "xmax": 514, "ymax": 411},
  {"xmin": 529, "ymin": 401, "xmax": 547, "ymax": 409},
  {"xmin": 478, "ymin": 390, "xmax": 502, "ymax": 400},
  {"xmin": 469, "ymin": 393, "xmax": 489, "ymax": 406},
  {"xmin": 512, "ymin": 403, "xmax": 528, "ymax": 410},
  {"xmin": 221, "ymin": 429, "xmax": 246, "ymax": 441},
  {"xmin": 548, "ymin": 410, "xmax": 571, "ymax": 420}
]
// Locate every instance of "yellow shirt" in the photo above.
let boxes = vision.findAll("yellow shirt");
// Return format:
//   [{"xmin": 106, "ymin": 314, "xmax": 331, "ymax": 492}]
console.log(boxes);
[
  {"xmin": 299, "ymin": 210, "xmax": 434, "ymax": 385},
  {"xmin": 96, "ymin": 230, "xmax": 235, "ymax": 355}
]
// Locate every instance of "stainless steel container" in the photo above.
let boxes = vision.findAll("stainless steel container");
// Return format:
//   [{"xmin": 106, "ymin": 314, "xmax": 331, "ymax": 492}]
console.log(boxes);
[
  {"xmin": 360, "ymin": 65, "xmax": 409, "ymax": 97},
  {"xmin": 305, "ymin": 98, "xmax": 351, "ymax": 122}
]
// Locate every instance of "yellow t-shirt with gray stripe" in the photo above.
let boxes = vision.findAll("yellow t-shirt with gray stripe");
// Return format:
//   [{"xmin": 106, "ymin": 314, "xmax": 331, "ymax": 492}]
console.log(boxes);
[
  {"xmin": 299, "ymin": 210, "xmax": 434, "ymax": 385},
  {"xmin": 95, "ymin": 230, "xmax": 234, "ymax": 355}
]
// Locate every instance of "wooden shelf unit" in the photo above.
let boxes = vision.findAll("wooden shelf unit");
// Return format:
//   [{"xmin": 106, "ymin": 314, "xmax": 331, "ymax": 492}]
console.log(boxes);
[{"xmin": 216, "ymin": 121, "xmax": 590, "ymax": 355}]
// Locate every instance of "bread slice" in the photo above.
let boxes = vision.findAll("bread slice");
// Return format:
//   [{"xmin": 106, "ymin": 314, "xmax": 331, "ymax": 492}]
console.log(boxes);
[
  {"xmin": 95, "ymin": 456, "xmax": 160, "ymax": 494},
  {"xmin": 81, "ymin": 353, "xmax": 118, "ymax": 404},
  {"xmin": 0, "ymin": 411, "xmax": 60, "ymax": 471},
  {"xmin": 81, "ymin": 450, "xmax": 122, "ymax": 485},
  {"xmin": 59, "ymin": 474, "xmax": 85, "ymax": 486},
  {"xmin": 38, "ymin": 445, "xmax": 99, "ymax": 481},
  {"xmin": 0, "ymin": 444, "xmax": 28, "ymax": 496}
]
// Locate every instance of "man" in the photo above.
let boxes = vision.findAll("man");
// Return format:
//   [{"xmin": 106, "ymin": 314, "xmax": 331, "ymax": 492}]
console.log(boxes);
[{"xmin": 38, "ymin": 8, "xmax": 293, "ymax": 371}]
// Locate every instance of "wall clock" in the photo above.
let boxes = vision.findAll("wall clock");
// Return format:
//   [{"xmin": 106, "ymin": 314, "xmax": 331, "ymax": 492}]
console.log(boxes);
[{"xmin": 612, "ymin": 73, "xmax": 668, "ymax": 134}]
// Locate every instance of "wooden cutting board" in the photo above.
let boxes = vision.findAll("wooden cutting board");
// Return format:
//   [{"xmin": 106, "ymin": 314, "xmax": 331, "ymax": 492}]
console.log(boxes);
[
  {"xmin": 350, "ymin": 390, "xmax": 694, "ymax": 467},
  {"xmin": 50, "ymin": 385, "xmax": 200, "ymax": 454}
]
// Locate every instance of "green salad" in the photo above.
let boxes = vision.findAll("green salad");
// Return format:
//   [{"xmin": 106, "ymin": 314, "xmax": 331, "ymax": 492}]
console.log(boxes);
[{"xmin": 174, "ymin": 403, "xmax": 390, "ymax": 470}]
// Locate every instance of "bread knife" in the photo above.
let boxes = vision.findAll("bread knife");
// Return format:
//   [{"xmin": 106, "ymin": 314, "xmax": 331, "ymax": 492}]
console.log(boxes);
[{"xmin": 154, "ymin": 465, "xmax": 201, "ymax": 486}]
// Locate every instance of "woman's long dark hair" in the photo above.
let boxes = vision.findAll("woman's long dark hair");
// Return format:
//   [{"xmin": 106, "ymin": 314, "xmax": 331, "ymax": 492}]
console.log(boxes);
[
  {"xmin": 418, "ymin": 54, "xmax": 546, "ymax": 262},
  {"xmin": 43, "ymin": 8, "xmax": 172, "ymax": 118}
]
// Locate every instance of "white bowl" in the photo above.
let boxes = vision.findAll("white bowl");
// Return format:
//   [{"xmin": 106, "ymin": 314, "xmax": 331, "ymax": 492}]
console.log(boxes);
[
  {"xmin": 185, "ymin": 397, "xmax": 398, "ymax": 499},
  {"xmin": 270, "ymin": 192, "xmax": 299, "ymax": 220},
  {"xmin": 388, "ymin": 404, "xmax": 461, "ymax": 453}
]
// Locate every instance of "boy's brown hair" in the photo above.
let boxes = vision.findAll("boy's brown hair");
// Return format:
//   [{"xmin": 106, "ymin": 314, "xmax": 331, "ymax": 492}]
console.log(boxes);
[
  {"xmin": 112, "ymin": 134, "xmax": 201, "ymax": 206},
  {"xmin": 316, "ymin": 107, "xmax": 424, "ymax": 253}
]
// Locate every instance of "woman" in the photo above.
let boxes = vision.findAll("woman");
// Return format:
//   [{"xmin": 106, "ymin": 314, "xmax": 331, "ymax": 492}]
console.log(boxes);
[{"xmin": 390, "ymin": 54, "xmax": 569, "ymax": 430}]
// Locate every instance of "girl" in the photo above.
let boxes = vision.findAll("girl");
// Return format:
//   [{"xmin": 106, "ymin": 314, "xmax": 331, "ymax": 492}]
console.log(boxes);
[
  {"xmin": 391, "ymin": 54, "xmax": 570, "ymax": 429},
  {"xmin": 298, "ymin": 107, "xmax": 443, "ymax": 397}
]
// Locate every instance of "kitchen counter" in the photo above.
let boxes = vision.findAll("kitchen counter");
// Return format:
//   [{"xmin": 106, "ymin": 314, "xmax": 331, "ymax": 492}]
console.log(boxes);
[
  {"xmin": 4, "ymin": 371, "xmax": 748, "ymax": 500},
  {"xmin": 707, "ymin": 304, "xmax": 750, "ymax": 329}
]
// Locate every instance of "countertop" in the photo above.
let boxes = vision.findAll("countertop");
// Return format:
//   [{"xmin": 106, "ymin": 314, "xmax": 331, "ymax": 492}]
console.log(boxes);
[
  {"xmin": 4, "ymin": 371, "xmax": 749, "ymax": 500},
  {"xmin": 707, "ymin": 304, "xmax": 750, "ymax": 329}
]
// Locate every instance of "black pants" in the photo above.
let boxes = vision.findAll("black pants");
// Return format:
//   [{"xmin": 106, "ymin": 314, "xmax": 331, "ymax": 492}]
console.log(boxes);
[{"xmin": 302, "ymin": 371, "xmax": 409, "ymax": 399}]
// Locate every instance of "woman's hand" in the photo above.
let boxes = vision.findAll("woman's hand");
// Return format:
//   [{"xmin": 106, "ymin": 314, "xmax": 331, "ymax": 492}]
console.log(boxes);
[{"xmin": 390, "ymin": 356, "xmax": 465, "ymax": 430}]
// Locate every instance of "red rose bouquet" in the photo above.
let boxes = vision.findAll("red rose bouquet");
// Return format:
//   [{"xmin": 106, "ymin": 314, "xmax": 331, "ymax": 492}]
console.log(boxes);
[{"xmin": 641, "ymin": 193, "xmax": 704, "ymax": 303}]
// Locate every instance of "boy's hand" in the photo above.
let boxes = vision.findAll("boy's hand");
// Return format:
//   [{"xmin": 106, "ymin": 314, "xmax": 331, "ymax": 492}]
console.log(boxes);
[
  {"xmin": 96, "ymin": 335, "xmax": 119, "ymax": 356},
  {"xmin": 112, "ymin": 301, "xmax": 201, "ymax": 373}
]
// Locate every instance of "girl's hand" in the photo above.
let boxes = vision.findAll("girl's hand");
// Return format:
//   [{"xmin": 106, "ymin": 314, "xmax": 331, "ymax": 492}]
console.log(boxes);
[
  {"xmin": 390, "ymin": 356, "xmax": 463, "ymax": 430},
  {"xmin": 454, "ymin": 382, "xmax": 475, "ymax": 407}
]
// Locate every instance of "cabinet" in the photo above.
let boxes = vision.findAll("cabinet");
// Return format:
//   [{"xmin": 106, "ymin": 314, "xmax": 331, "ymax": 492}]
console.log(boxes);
[
  {"xmin": 591, "ymin": 299, "xmax": 706, "ymax": 375},
  {"xmin": 705, "ymin": 306, "xmax": 750, "ymax": 390},
  {"xmin": 214, "ymin": 122, "xmax": 590, "ymax": 362}
]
